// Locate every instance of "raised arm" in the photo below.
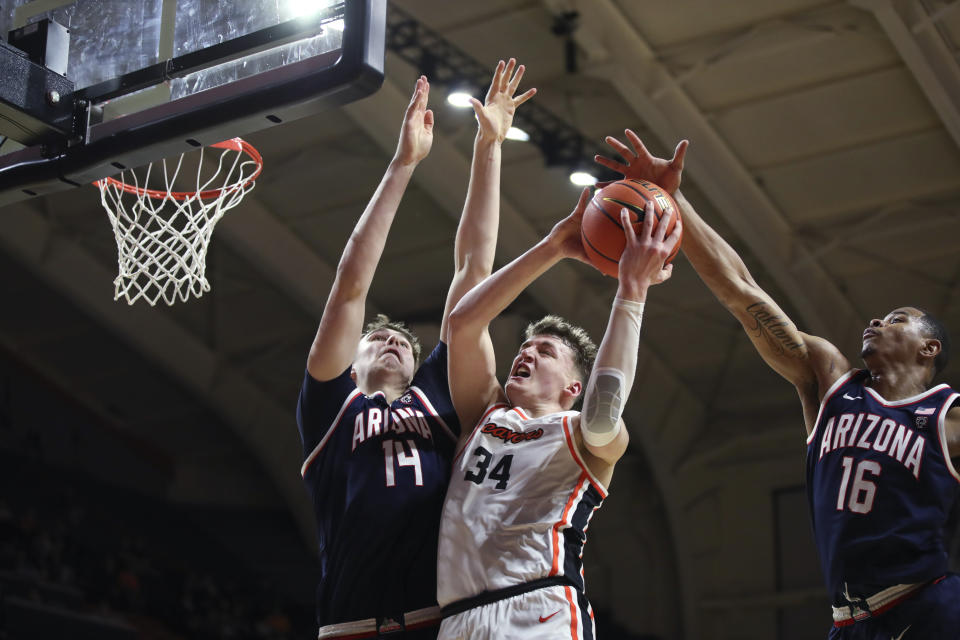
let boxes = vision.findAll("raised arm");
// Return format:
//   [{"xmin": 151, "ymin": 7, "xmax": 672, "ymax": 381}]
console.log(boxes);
[
  {"xmin": 306, "ymin": 77, "xmax": 434, "ymax": 381},
  {"xmin": 447, "ymin": 189, "xmax": 592, "ymax": 432},
  {"xmin": 580, "ymin": 203, "xmax": 680, "ymax": 467},
  {"xmin": 596, "ymin": 131, "xmax": 849, "ymax": 431},
  {"xmin": 439, "ymin": 58, "xmax": 536, "ymax": 343}
]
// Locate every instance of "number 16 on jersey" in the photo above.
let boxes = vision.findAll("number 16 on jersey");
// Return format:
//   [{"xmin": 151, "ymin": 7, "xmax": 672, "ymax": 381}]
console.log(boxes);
[{"xmin": 836, "ymin": 456, "xmax": 880, "ymax": 513}]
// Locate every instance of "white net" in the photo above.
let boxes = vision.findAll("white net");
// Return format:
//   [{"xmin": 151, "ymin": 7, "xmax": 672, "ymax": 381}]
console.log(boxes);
[{"xmin": 96, "ymin": 138, "xmax": 262, "ymax": 305}]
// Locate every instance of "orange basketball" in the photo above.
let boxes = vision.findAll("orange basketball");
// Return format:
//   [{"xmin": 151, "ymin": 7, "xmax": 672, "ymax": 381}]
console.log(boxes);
[{"xmin": 580, "ymin": 179, "xmax": 681, "ymax": 278}]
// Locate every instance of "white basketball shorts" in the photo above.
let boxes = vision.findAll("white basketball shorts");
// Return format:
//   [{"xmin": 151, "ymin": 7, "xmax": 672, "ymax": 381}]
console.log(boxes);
[{"xmin": 438, "ymin": 584, "xmax": 594, "ymax": 640}]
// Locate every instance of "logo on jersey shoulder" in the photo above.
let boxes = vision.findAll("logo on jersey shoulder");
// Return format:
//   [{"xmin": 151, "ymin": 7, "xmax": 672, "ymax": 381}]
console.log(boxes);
[
  {"xmin": 481, "ymin": 422, "xmax": 543, "ymax": 444},
  {"xmin": 400, "ymin": 393, "xmax": 413, "ymax": 404},
  {"xmin": 843, "ymin": 393, "xmax": 863, "ymax": 401},
  {"xmin": 914, "ymin": 406, "xmax": 935, "ymax": 430}
]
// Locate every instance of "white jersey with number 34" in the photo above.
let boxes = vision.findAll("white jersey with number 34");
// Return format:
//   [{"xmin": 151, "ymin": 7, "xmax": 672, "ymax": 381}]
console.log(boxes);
[{"xmin": 437, "ymin": 404, "xmax": 608, "ymax": 607}]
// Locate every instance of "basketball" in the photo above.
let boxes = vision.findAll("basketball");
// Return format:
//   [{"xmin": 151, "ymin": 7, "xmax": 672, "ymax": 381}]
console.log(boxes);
[{"xmin": 580, "ymin": 179, "xmax": 682, "ymax": 278}]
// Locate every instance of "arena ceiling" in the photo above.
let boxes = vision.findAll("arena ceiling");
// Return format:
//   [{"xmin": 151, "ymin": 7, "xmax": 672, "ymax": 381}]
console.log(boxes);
[{"xmin": 1, "ymin": 0, "xmax": 959, "ymax": 637}]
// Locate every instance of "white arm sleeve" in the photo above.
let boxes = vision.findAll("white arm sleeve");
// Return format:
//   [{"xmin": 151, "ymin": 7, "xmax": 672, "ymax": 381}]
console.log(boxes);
[{"xmin": 581, "ymin": 298, "xmax": 643, "ymax": 447}]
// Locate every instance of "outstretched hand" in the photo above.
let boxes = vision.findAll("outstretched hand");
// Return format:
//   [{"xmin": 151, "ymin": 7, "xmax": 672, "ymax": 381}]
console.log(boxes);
[
  {"xmin": 618, "ymin": 202, "xmax": 682, "ymax": 295},
  {"xmin": 594, "ymin": 130, "xmax": 687, "ymax": 194},
  {"xmin": 546, "ymin": 188, "xmax": 592, "ymax": 265},
  {"xmin": 394, "ymin": 75, "xmax": 435, "ymax": 166},
  {"xmin": 471, "ymin": 58, "xmax": 537, "ymax": 144}
]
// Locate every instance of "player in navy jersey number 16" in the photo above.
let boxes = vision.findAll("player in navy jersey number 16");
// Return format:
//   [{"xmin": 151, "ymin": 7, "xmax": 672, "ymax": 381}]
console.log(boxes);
[
  {"xmin": 296, "ymin": 61, "xmax": 536, "ymax": 639},
  {"xmin": 594, "ymin": 130, "xmax": 960, "ymax": 639}
]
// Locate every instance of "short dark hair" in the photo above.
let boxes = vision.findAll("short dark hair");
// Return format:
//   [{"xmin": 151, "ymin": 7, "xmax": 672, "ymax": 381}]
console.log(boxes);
[
  {"xmin": 524, "ymin": 315, "xmax": 597, "ymax": 406},
  {"xmin": 916, "ymin": 308, "xmax": 951, "ymax": 380},
  {"xmin": 363, "ymin": 314, "xmax": 422, "ymax": 368}
]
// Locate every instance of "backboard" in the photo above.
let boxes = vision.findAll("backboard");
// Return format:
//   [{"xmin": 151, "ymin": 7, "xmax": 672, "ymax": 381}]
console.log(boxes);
[{"xmin": 0, "ymin": 0, "xmax": 385, "ymax": 207}]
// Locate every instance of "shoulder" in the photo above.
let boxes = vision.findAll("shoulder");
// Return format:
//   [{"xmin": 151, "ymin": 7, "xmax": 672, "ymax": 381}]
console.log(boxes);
[
  {"xmin": 568, "ymin": 417, "xmax": 618, "ymax": 491},
  {"xmin": 412, "ymin": 342, "xmax": 449, "ymax": 382},
  {"xmin": 472, "ymin": 401, "xmax": 513, "ymax": 431},
  {"xmin": 814, "ymin": 368, "xmax": 866, "ymax": 406},
  {"xmin": 409, "ymin": 343, "xmax": 454, "ymax": 398},
  {"xmin": 297, "ymin": 368, "xmax": 366, "ymax": 443},
  {"xmin": 421, "ymin": 341, "xmax": 449, "ymax": 364},
  {"xmin": 297, "ymin": 369, "xmax": 365, "ymax": 460},
  {"xmin": 304, "ymin": 348, "xmax": 356, "ymax": 385},
  {"xmin": 300, "ymin": 366, "xmax": 356, "ymax": 405},
  {"xmin": 799, "ymin": 332, "xmax": 852, "ymax": 399},
  {"xmin": 802, "ymin": 333, "xmax": 850, "ymax": 381}
]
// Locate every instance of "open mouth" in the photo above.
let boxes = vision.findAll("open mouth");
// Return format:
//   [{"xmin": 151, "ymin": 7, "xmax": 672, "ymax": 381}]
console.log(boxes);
[
  {"xmin": 381, "ymin": 347, "xmax": 402, "ymax": 360},
  {"xmin": 862, "ymin": 329, "xmax": 878, "ymax": 340},
  {"xmin": 511, "ymin": 364, "xmax": 531, "ymax": 379}
]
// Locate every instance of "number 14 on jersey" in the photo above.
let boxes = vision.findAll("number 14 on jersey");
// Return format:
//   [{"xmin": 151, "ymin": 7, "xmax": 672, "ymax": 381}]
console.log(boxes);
[{"xmin": 382, "ymin": 440, "xmax": 423, "ymax": 487}]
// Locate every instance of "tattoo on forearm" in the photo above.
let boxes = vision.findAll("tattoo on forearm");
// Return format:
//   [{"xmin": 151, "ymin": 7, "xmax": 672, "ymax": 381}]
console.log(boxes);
[{"xmin": 745, "ymin": 302, "xmax": 805, "ymax": 356}]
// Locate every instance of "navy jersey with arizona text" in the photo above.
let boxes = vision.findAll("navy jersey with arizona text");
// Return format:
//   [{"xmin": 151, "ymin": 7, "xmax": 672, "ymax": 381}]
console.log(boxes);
[
  {"xmin": 296, "ymin": 343, "xmax": 460, "ymax": 625},
  {"xmin": 806, "ymin": 369, "xmax": 960, "ymax": 601}
]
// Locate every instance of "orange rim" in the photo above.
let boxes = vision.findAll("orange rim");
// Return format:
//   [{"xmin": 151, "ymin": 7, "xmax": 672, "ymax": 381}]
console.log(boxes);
[{"xmin": 94, "ymin": 138, "xmax": 263, "ymax": 201}]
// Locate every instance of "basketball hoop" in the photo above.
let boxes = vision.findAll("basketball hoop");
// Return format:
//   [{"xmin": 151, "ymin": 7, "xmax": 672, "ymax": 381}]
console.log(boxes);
[{"xmin": 95, "ymin": 138, "xmax": 263, "ymax": 306}]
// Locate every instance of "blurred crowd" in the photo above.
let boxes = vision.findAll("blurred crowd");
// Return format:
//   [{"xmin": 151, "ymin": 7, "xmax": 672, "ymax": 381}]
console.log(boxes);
[{"xmin": 0, "ymin": 489, "xmax": 307, "ymax": 639}]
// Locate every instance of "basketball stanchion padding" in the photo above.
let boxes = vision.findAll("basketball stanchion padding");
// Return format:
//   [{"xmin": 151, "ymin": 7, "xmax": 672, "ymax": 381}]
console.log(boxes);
[{"xmin": 95, "ymin": 138, "xmax": 263, "ymax": 306}]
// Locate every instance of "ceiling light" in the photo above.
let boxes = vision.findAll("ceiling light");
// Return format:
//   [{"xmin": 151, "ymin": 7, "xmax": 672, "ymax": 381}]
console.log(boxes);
[
  {"xmin": 505, "ymin": 127, "xmax": 529, "ymax": 142},
  {"xmin": 289, "ymin": 0, "xmax": 337, "ymax": 18},
  {"xmin": 447, "ymin": 91, "xmax": 475, "ymax": 108},
  {"xmin": 569, "ymin": 171, "xmax": 597, "ymax": 186}
]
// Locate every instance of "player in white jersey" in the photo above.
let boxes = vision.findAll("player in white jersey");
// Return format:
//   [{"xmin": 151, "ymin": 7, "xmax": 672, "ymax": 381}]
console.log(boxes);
[
  {"xmin": 439, "ymin": 188, "xmax": 682, "ymax": 639},
  {"xmin": 439, "ymin": 400, "xmax": 606, "ymax": 638}
]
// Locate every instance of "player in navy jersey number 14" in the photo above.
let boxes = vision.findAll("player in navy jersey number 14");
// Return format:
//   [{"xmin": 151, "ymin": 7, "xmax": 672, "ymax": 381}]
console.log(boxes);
[
  {"xmin": 594, "ymin": 130, "xmax": 960, "ymax": 639},
  {"xmin": 297, "ymin": 61, "xmax": 536, "ymax": 639}
]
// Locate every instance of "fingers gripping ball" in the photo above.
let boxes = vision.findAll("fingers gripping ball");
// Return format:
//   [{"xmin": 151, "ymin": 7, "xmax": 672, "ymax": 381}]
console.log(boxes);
[{"xmin": 581, "ymin": 179, "xmax": 682, "ymax": 277}]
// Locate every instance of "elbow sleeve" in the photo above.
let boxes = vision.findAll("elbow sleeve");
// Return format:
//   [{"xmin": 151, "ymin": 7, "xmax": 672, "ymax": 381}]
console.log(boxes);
[
  {"xmin": 581, "ymin": 298, "xmax": 644, "ymax": 447},
  {"xmin": 581, "ymin": 367, "xmax": 626, "ymax": 447}
]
